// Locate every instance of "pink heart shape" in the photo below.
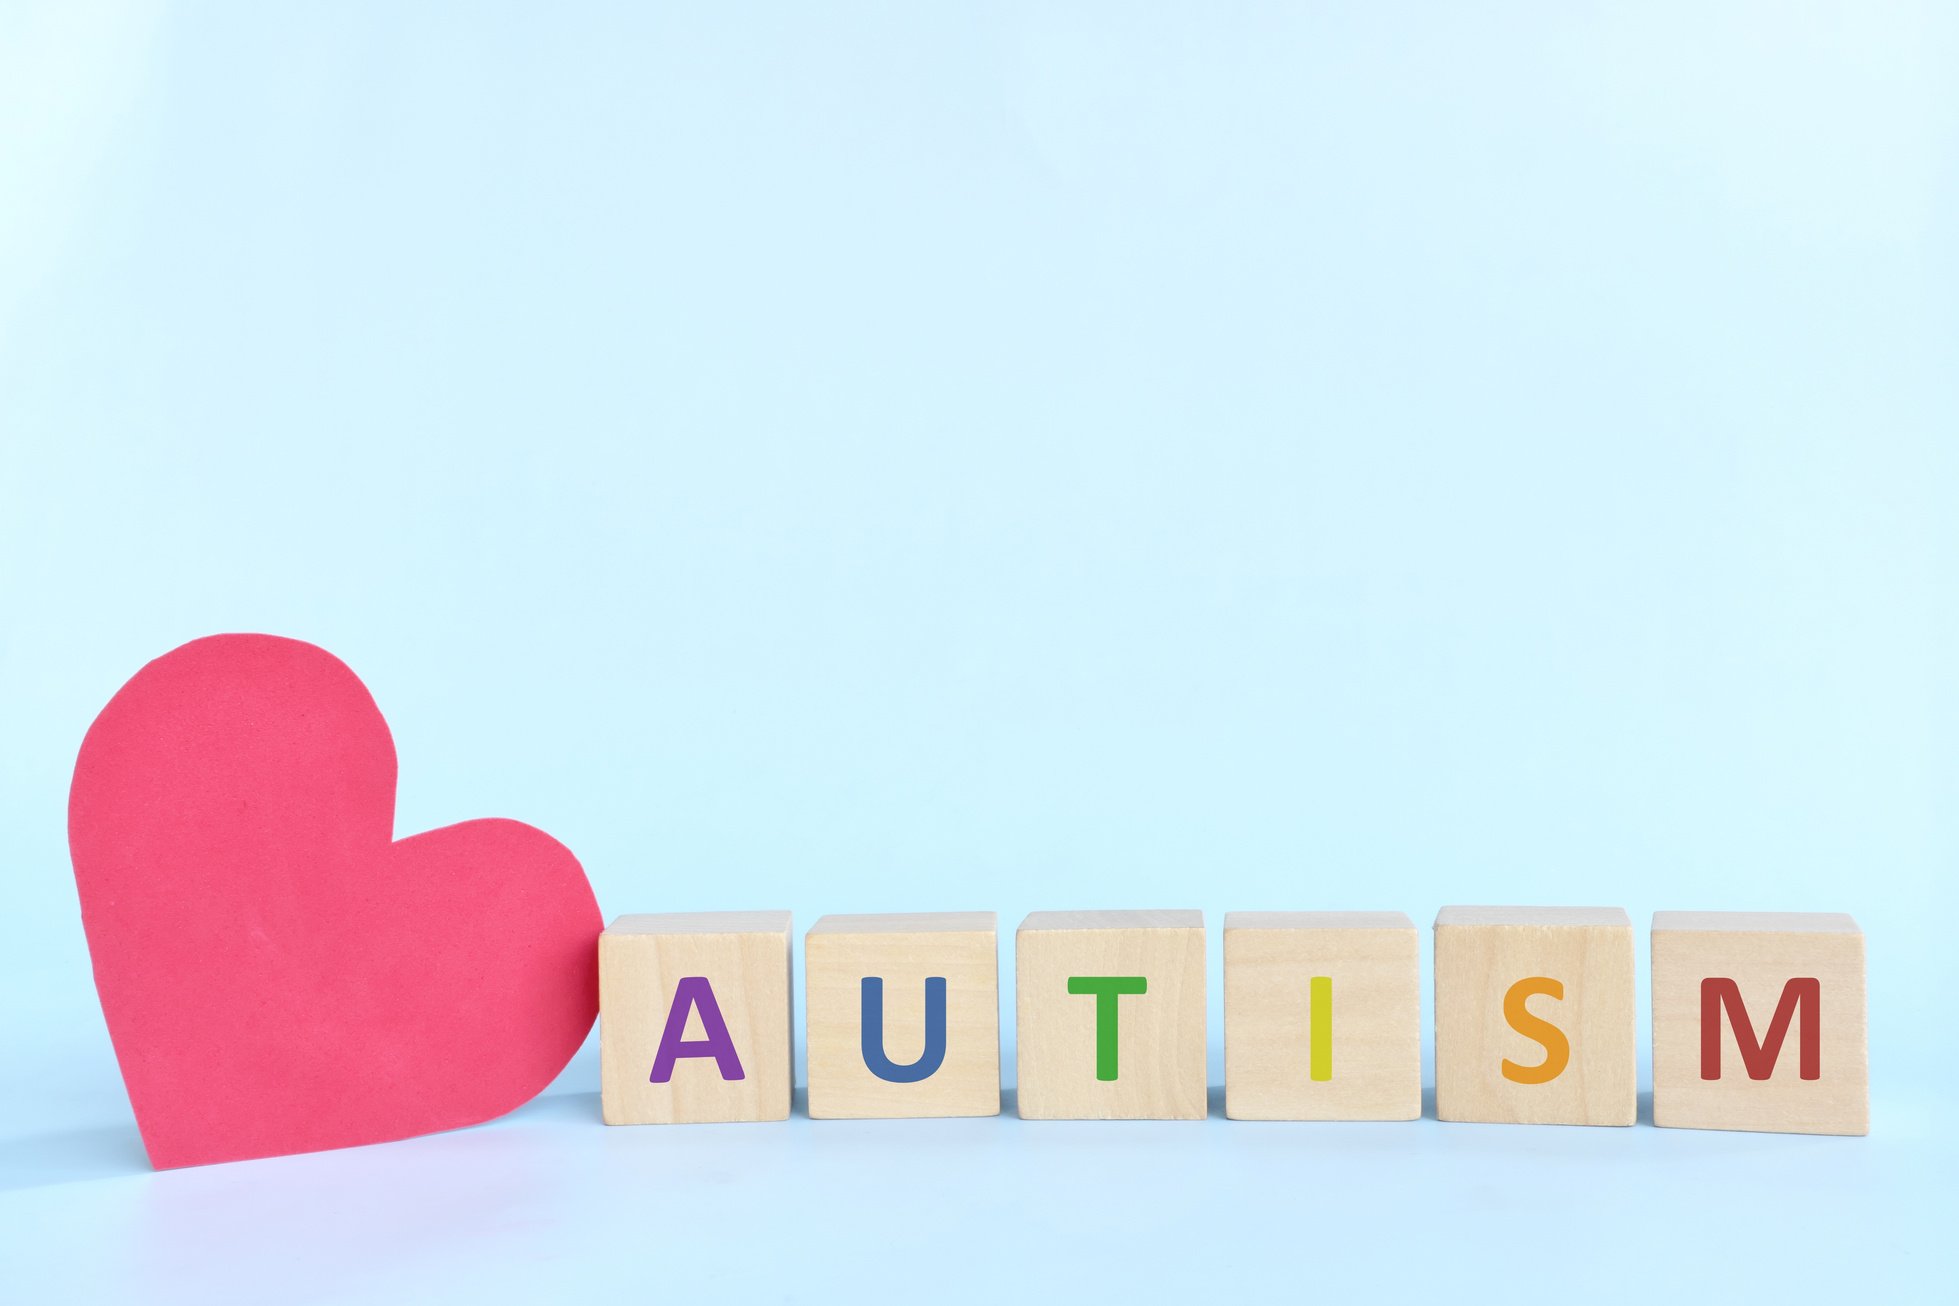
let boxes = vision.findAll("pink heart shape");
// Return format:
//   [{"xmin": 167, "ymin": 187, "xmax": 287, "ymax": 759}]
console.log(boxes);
[{"xmin": 68, "ymin": 634, "xmax": 601, "ymax": 1168}]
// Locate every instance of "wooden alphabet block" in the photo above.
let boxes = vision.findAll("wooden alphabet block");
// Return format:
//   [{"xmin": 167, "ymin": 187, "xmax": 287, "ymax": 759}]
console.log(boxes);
[
  {"xmin": 1223, "ymin": 911, "xmax": 1419, "ymax": 1121},
  {"xmin": 1434, "ymin": 906, "xmax": 1635, "ymax": 1126},
  {"xmin": 805, "ymin": 912, "xmax": 1001, "ymax": 1120},
  {"xmin": 599, "ymin": 911, "xmax": 792, "ymax": 1125},
  {"xmin": 1014, "ymin": 910, "xmax": 1206, "ymax": 1120},
  {"xmin": 1652, "ymin": 911, "xmax": 1867, "ymax": 1135}
]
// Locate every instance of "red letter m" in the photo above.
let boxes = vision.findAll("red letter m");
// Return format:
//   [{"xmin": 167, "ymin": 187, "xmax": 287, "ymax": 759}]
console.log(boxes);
[{"xmin": 1700, "ymin": 978, "xmax": 1820, "ymax": 1081}]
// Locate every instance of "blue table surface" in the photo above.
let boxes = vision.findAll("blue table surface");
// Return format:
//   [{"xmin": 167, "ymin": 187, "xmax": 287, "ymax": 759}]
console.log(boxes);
[{"xmin": 6, "ymin": 1021, "xmax": 1952, "ymax": 1304}]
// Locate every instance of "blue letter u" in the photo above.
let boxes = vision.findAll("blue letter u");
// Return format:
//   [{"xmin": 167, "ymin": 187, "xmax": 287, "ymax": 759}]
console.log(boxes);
[{"xmin": 860, "ymin": 976, "xmax": 948, "ymax": 1083}]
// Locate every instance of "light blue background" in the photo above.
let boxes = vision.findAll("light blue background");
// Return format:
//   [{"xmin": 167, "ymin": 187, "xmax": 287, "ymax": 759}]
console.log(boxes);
[{"xmin": 3, "ymin": 2, "xmax": 1955, "ymax": 1301}]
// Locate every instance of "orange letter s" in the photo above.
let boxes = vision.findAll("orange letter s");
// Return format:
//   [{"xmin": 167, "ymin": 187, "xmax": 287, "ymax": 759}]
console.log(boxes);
[{"xmin": 1501, "ymin": 976, "xmax": 1570, "ymax": 1085}]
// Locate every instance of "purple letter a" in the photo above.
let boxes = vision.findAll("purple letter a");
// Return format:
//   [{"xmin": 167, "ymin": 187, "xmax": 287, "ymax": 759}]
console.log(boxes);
[{"xmin": 649, "ymin": 976, "xmax": 747, "ymax": 1083}]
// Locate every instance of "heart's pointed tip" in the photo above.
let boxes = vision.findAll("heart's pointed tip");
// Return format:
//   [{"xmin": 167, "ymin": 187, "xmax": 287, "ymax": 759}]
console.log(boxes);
[
  {"xmin": 134, "ymin": 1117, "xmax": 276, "ymax": 1172},
  {"xmin": 142, "ymin": 1143, "xmax": 210, "ymax": 1172},
  {"xmin": 137, "ymin": 1086, "xmax": 574, "ymax": 1170}
]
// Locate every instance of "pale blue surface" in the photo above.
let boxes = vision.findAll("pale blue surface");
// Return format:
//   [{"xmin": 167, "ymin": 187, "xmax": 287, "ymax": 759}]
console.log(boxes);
[{"xmin": 3, "ymin": 3, "xmax": 1956, "ymax": 1301}]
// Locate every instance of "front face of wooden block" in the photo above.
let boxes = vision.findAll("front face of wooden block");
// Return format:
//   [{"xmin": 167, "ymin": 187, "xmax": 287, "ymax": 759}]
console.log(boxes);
[
  {"xmin": 805, "ymin": 925, "xmax": 1000, "ymax": 1119},
  {"xmin": 1434, "ymin": 923, "xmax": 1635, "ymax": 1126},
  {"xmin": 1652, "ymin": 927, "xmax": 1867, "ymax": 1135},
  {"xmin": 1015, "ymin": 925, "xmax": 1206, "ymax": 1120},
  {"xmin": 599, "ymin": 929, "xmax": 792, "ymax": 1124},
  {"xmin": 1224, "ymin": 926, "xmax": 1419, "ymax": 1121}
]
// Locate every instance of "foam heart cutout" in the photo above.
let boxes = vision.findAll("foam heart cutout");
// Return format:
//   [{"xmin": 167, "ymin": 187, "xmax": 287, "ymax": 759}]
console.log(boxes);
[{"xmin": 68, "ymin": 634, "xmax": 602, "ymax": 1168}]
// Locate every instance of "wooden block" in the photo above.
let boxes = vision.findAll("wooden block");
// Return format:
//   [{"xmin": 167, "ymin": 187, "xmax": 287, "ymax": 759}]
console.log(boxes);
[
  {"xmin": 1434, "ymin": 906, "xmax": 1635, "ymax": 1126},
  {"xmin": 805, "ymin": 912, "xmax": 1001, "ymax": 1120},
  {"xmin": 1223, "ymin": 911, "xmax": 1419, "ymax": 1121},
  {"xmin": 599, "ymin": 911, "xmax": 793, "ymax": 1125},
  {"xmin": 1652, "ymin": 911, "xmax": 1868, "ymax": 1136},
  {"xmin": 1014, "ymin": 910, "xmax": 1206, "ymax": 1120}
]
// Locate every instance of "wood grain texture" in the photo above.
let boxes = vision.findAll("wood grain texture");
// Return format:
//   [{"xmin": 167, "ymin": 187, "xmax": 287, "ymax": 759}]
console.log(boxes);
[
  {"xmin": 598, "ymin": 912, "xmax": 792, "ymax": 1125},
  {"xmin": 607, "ymin": 911, "xmax": 793, "ymax": 936},
  {"xmin": 1224, "ymin": 912, "xmax": 1419, "ymax": 1121},
  {"xmin": 808, "ymin": 912, "xmax": 997, "ymax": 936},
  {"xmin": 1434, "ymin": 906, "xmax": 1628, "ymax": 928},
  {"xmin": 1652, "ymin": 911, "xmax": 1867, "ymax": 1135},
  {"xmin": 1015, "ymin": 911, "xmax": 1206, "ymax": 1120},
  {"xmin": 805, "ymin": 912, "xmax": 1000, "ymax": 1120},
  {"xmin": 1019, "ymin": 910, "xmax": 1203, "ymax": 932},
  {"xmin": 1434, "ymin": 906, "xmax": 1635, "ymax": 1126}
]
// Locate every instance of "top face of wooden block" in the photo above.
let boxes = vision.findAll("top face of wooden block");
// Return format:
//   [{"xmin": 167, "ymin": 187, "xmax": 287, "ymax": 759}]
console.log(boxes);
[
  {"xmin": 1226, "ymin": 911, "xmax": 1413, "ymax": 932},
  {"xmin": 1434, "ymin": 905, "xmax": 1629, "ymax": 929},
  {"xmin": 605, "ymin": 911, "xmax": 792, "ymax": 936},
  {"xmin": 1018, "ymin": 910, "xmax": 1203, "ymax": 933},
  {"xmin": 808, "ymin": 912, "xmax": 997, "ymax": 936},
  {"xmin": 1652, "ymin": 911, "xmax": 1860, "ymax": 935}
]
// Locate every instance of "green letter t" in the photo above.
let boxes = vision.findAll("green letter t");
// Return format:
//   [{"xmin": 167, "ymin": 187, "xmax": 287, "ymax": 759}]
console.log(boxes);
[{"xmin": 1066, "ymin": 976, "xmax": 1148, "ymax": 1081}]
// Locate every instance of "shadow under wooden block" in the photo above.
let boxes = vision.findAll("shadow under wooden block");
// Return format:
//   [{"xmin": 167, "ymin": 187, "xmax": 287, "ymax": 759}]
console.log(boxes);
[
  {"xmin": 1224, "ymin": 912, "xmax": 1420, "ymax": 1121},
  {"xmin": 1652, "ymin": 911, "xmax": 1868, "ymax": 1136},
  {"xmin": 1434, "ymin": 906, "xmax": 1635, "ymax": 1127},
  {"xmin": 599, "ymin": 911, "xmax": 793, "ymax": 1125},
  {"xmin": 805, "ymin": 912, "xmax": 1000, "ymax": 1120},
  {"xmin": 1015, "ymin": 910, "xmax": 1206, "ymax": 1121}
]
